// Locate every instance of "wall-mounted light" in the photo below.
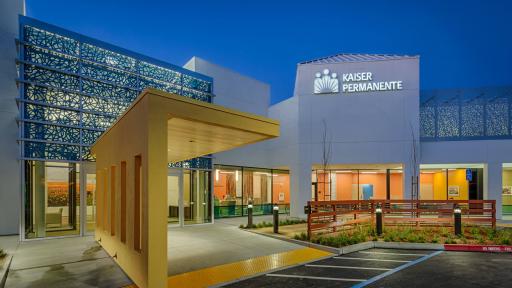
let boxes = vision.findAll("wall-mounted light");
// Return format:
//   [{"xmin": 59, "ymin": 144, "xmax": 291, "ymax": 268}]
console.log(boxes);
[{"xmin": 215, "ymin": 169, "xmax": 219, "ymax": 182}]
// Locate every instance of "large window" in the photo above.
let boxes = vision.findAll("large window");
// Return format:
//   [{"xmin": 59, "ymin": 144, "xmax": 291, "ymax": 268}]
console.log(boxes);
[
  {"xmin": 419, "ymin": 165, "xmax": 483, "ymax": 200},
  {"xmin": 311, "ymin": 168, "xmax": 403, "ymax": 201},
  {"xmin": 24, "ymin": 161, "xmax": 80, "ymax": 239},
  {"xmin": 503, "ymin": 164, "xmax": 512, "ymax": 218},
  {"xmin": 213, "ymin": 165, "xmax": 290, "ymax": 217}
]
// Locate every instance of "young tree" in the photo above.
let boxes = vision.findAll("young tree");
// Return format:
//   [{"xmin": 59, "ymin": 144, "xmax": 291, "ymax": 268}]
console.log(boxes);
[
  {"xmin": 409, "ymin": 122, "xmax": 419, "ymax": 200},
  {"xmin": 320, "ymin": 119, "xmax": 332, "ymax": 201}
]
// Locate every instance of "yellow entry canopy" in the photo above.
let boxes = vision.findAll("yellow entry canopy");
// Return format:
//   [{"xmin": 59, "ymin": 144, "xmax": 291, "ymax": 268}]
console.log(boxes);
[{"xmin": 91, "ymin": 88, "xmax": 279, "ymax": 288}]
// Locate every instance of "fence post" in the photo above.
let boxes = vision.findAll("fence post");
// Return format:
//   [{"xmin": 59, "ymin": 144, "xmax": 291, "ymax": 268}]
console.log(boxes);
[
  {"xmin": 416, "ymin": 200, "xmax": 420, "ymax": 228},
  {"xmin": 492, "ymin": 200, "xmax": 496, "ymax": 229},
  {"xmin": 306, "ymin": 203, "xmax": 311, "ymax": 240},
  {"xmin": 332, "ymin": 204, "xmax": 337, "ymax": 233}
]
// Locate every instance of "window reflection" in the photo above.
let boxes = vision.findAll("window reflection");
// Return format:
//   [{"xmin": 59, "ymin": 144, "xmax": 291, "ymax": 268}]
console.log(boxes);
[{"xmin": 213, "ymin": 165, "xmax": 290, "ymax": 217}]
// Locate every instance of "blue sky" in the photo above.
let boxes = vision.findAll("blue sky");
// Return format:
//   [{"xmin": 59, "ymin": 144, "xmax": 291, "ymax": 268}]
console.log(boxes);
[{"xmin": 26, "ymin": 0, "xmax": 512, "ymax": 104}]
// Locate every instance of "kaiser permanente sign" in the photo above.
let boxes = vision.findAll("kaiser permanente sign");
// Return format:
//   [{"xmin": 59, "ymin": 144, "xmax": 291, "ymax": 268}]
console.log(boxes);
[{"xmin": 342, "ymin": 72, "xmax": 403, "ymax": 93}]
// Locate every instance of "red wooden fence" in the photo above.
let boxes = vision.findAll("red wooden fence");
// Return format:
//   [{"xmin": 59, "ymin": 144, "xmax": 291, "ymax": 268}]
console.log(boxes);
[{"xmin": 306, "ymin": 200, "xmax": 496, "ymax": 238}]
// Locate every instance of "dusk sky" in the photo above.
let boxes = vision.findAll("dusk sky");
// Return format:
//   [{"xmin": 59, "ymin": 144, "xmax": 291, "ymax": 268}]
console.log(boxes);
[{"xmin": 26, "ymin": 0, "xmax": 512, "ymax": 103}]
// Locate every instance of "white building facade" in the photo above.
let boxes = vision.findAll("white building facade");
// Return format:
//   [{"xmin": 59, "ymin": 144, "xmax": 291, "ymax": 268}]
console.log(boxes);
[
  {"xmin": 1, "ymin": 3, "xmax": 511, "ymax": 239},
  {"xmin": 191, "ymin": 55, "xmax": 512, "ymax": 220}
]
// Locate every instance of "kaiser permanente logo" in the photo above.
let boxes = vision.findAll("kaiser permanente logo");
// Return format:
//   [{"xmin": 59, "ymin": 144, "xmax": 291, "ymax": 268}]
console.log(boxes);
[{"xmin": 314, "ymin": 70, "xmax": 403, "ymax": 94}]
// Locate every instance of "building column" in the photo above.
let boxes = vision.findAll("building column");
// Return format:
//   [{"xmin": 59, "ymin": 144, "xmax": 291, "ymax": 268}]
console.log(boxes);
[
  {"xmin": 484, "ymin": 162, "xmax": 502, "ymax": 220},
  {"xmin": 402, "ymin": 163, "xmax": 418, "ymax": 200},
  {"xmin": 289, "ymin": 161, "xmax": 311, "ymax": 219}
]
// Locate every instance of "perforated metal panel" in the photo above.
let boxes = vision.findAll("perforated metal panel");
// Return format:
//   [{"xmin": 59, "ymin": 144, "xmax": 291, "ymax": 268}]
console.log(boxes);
[
  {"xmin": 17, "ymin": 16, "xmax": 213, "ymax": 169},
  {"xmin": 420, "ymin": 87, "xmax": 512, "ymax": 141}
]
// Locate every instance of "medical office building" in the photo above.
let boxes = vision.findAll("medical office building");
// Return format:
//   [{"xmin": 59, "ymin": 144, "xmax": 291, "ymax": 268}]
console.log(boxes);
[{"xmin": 1, "ymin": 1, "xmax": 512, "ymax": 240}]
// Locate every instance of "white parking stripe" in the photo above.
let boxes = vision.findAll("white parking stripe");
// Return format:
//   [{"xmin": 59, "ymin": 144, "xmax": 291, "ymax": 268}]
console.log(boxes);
[
  {"xmin": 333, "ymin": 256, "xmax": 411, "ymax": 263},
  {"xmin": 266, "ymin": 274, "xmax": 366, "ymax": 282},
  {"xmin": 305, "ymin": 264, "xmax": 392, "ymax": 271},
  {"xmin": 360, "ymin": 251, "xmax": 428, "ymax": 256}
]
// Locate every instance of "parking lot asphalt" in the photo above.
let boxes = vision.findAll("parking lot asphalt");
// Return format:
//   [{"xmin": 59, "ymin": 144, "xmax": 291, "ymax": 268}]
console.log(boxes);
[
  {"xmin": 366, "ymin": 250, "xmax": 512, "ymax": 288},
  {"xmin": 222, "ymin": 248, "xmax": 512, "ymax": 288}
]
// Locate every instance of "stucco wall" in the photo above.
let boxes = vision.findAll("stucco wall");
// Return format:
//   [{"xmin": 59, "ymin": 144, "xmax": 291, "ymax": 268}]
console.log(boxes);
[
  {"xmin": 0, "ymin": 0, "xmax": 24, "ymax": 235},
  {"xmin": 184, "ymin": 57, "xmax": 274, "ymax": 168}
]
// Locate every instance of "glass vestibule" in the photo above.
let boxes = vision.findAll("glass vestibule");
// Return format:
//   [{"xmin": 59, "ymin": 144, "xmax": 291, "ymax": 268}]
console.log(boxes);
[
  {"xmin": 167, "ymin": 168, "xmax": 212, "ymax": 226},
  {"xmin": 213, "ymin": 165, "xmax": 290, "ymax": 218},
  {"xmin": 311, "ymin": 169, "xmax": 403, "ymax": 201}
]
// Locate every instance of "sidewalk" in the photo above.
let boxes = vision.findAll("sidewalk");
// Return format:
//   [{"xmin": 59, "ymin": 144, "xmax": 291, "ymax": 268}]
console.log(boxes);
[{"xmin": 3, "ymin": 236, "xmax": 131, "ymax": 288}]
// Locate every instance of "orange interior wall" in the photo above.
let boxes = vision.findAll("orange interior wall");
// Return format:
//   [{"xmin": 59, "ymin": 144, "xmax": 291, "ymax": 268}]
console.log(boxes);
[
  {"xmin": 420, "ymin": 170, "xmax": 469, "ymax": 200},
  {"xmin": 358, "ymin": 173, "xmax": 387, "ymax": 199},
  {"xmin": 390, "ymin": 173, "xmax": 403, "ymax": 199},
  {"xmin": 448, "ymin": 170, "xmax": 469, "ymax": 200},
  {"xmin": 336, "ymin": 173, "xmax": 354, "ymax": 200},
  {"xmin": 334, "ymin": 172, "xmax": 404, "ymax": 200},
  {"xmin": 214, "ymin": 173, "xmax": 228, "ymax": 200},
  {"xmin": 272, "ymin": 174, "xmax": 290, "ymax": 203}
]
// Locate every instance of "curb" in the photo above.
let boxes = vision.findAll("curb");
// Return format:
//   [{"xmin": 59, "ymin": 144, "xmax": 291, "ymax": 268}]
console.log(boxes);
[
  {"xmin": 0, "ymin": 255, "xmax": 13, "ymax": 288},
  {"xmin": 243, "ymin": 229, "xmax": 340, "ymax": 254},
  {"xmin": 242, "ymin": 228, "xmax": 512, "ymax": 254},
  {"xmin": 374, "ymin": 241, "xmax": 444, "ymax": 250},
  {"xmin": 444, "ymin": 244, "xmax": 512, "ymax": 253},
  {"xmin": 340, "ymin": 241, "xmax": 375, "ymax": 254}
]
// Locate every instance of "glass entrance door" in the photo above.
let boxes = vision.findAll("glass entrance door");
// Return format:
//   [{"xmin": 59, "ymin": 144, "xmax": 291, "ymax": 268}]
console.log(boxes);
[
  {"xmin": 24, "ymin": 161, "xmax": 80, "ymax": 239},
  {"xmin": 167, "ymin": 169, "xmax": 182, "ymax": 226},
  {"xmin": 184, "ymin": 170, "xmax": 212, "ymax": 225},
  {"xmin": 80, "ymin": 163, "xmax": 96, "ymax": 235}
]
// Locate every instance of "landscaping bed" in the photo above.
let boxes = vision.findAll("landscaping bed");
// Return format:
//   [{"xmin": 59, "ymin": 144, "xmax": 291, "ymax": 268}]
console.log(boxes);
[
  {"xmin": 240, "ymin": 219, "xmax": 307, "ymax": 238},
  {"xmin": 292, "ymin": 225, "xmax": 512, "ymax": 248}
]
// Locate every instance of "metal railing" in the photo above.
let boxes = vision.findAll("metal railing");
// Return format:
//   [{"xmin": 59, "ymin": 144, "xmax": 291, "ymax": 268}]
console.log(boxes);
[{"xmin": 307, "ymin": 200, "xmax": 496, "ymax": 238}]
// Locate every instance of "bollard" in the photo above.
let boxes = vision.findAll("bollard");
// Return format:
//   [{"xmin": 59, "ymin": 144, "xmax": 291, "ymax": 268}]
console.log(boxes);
[
  {"xmin": 454, "ymin": 206, "xmax": 462, "ymax": 236},
  {"xmin": 375, "ymin": 204, "xmax": 383, "ymax": 236},
  {"xmin": 273, "ymin": 205, "xmax": 279, "ymax": 233},
  {"xmin": 247, "ymin": 203, "xmax": 253, "ymax": 228}
]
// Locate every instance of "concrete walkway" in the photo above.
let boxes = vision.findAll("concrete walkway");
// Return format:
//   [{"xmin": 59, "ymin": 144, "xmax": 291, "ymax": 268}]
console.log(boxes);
[
  {"xmin": 2, "ymin": 216, "xmax": 305, "ymax": 287},
  {"xmin": 168, "ymin": 219, "xmax": 303, "ymax": 275},
  {"xmin": 4, "ymin": 236, "xmax": 132, "ymax": 288}
]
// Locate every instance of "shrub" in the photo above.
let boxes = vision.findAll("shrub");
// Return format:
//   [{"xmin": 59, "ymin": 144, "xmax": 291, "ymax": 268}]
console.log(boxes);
[
  {"xmin": 0, "ymin": 249, "xmax": 6, "ymax": 259},
  {"xmin": 293, "ymin": 232, "xmax": 308, "ymax": 241},
  {"xmin": 445, "ymin": 237, "xmax": 456, "ymax": 244}
]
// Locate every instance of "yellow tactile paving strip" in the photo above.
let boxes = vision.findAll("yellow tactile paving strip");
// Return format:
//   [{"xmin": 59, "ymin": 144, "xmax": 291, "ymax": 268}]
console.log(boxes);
[
  {"xmin": 125, "ymin": 248, "xmax": 332, "ymax": 288},
  {"xmin": 167, "ymin": 247, "xmax": 331, "ymax": 288},
  {"xmin": 124, "ymin": 247, "xmax": 331, "ymax": 288}
]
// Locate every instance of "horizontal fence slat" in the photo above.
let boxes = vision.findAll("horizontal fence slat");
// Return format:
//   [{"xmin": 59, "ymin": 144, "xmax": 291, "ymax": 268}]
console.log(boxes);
[{"xmin": 307, "ymin": 199, "xmax": 496, "ymax": 237}]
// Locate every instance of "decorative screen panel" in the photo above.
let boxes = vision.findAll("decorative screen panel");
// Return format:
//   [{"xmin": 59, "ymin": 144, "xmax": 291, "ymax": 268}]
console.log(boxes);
[
  {"xmin": 420, "ymin": 88, "xmax": 512, "ymax": 141},
  {"xmin": 19, "ymin": 20, "xmax": 213, "ymax": 166}
]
